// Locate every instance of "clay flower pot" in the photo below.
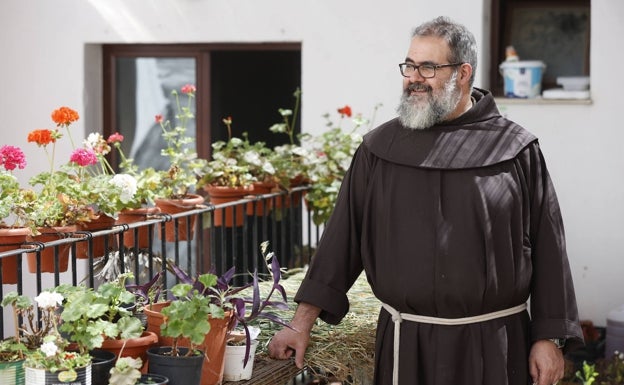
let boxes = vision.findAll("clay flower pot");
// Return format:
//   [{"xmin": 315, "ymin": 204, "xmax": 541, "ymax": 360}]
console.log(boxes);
[
  {"xmin": 75, "ymin": 214, "xmax": 117, "ymax": 259},
  {"xmin": 154, "ymin": 194, "xmax": 204, "ymax": 242},
  {"xmin": 116, "ymin": 207, "xmax": 161, "ymax": 249},
  {"xmin": 0, "ymin": 227, "xmax": 31, "ymax": 284},
  {"xmin": 26, "ymin": 225, "xmax": 76, "ymax": 273},
  {"xmin": 100, "ymin": 331, "xmax": 158, "ymax": 373},
  {"xmin": 204, "ymin": 185, "xmax": 252, "ymax": 227}
]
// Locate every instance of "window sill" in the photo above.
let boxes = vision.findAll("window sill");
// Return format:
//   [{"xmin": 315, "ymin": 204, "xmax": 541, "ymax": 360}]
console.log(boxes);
[{"xmin": 494, "ymin": 97, "xmax": 593, "ymax": 106}]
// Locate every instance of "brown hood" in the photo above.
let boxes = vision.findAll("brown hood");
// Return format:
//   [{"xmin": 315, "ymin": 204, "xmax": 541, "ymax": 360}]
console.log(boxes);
[{"xmin": 363, "ymin": 88, "xmax": 537, "ymax": 169}]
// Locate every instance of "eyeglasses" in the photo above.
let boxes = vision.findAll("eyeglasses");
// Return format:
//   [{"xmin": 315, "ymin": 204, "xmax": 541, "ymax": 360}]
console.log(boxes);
[{"xmin": 398, "ymin": 62, "xmax": 463, "ymax": 78}]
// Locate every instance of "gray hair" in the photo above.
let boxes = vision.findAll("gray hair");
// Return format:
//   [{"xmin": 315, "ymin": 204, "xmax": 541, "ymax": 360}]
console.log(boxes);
[{"xmin": 412, "ymin": 16, "xmax": 477, "ymax": 86}]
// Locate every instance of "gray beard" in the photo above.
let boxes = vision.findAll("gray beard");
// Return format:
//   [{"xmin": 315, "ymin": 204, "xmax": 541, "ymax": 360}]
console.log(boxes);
[{"xmin": 396, "ymin": 72, "xmax": 461, "ymax": 130}]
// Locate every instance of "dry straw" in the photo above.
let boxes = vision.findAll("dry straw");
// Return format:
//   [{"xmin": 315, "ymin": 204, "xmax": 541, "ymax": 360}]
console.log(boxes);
[{"xmin": 255, "ymin": 268, "xmax": 378, "ymax": 384}]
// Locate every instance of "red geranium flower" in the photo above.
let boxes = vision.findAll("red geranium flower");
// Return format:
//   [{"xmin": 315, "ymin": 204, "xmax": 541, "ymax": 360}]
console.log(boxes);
[
  {"xmin": 155, "ymin": 114, "xmax": 163, "ymax": 123},
  {"xmin": 0, "ymin": 145, "xmax": 27, "ymax": 171},
  {"xmin": 337, "ymin": 105, "xmax": 352, "ymax": 118},
  {"xmin": 27, "ymin": 129, "xmax": 59, "ymax": 147},
  {"xmin": 51, "ymin": 106, "xmax": 80, "ymax": 127}
]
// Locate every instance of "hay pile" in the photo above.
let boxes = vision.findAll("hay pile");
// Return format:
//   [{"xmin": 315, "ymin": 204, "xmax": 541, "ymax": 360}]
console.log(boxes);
[{"xmin": 255, "ymin": 268, "xmax": 379, "ymax": 384}]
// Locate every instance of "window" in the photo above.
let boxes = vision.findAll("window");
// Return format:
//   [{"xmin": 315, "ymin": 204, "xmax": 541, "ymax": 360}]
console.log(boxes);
[
  {"xmin": 102, "ymin": 43, "xmax": 301, "ymax": 171},
  {"xmin": 489, "ymin": 0, "xmax": 590, "ymax": 95}
]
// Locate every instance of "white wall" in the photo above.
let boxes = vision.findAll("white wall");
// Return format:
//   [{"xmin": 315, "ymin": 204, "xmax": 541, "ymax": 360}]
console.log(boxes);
[{"xmin": 1, "ymin": 0, "xmax": 621, "ymax": 326}]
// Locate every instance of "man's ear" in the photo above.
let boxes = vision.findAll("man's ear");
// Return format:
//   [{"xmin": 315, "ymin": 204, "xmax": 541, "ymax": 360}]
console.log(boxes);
[{"xmin": 458, "ymin": 63, "xmax": 473, "ymax": 85}]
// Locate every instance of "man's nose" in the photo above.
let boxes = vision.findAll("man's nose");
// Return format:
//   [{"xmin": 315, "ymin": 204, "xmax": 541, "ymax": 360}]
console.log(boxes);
[{"xmin": 407, "ymin": 69, "xmax": 426, "ymax": 81}]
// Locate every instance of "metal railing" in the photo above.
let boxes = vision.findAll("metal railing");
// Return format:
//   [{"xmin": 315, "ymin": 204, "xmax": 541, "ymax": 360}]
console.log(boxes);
[{"xmin": 0, "ymin": 185, "xmax": 325, "ymax": 339}]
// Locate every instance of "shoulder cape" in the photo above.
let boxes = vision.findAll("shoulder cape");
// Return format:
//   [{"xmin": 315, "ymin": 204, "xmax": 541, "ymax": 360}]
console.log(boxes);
[{"xmin": 363, "ymin": 88, "xmax": 538, "ymax": 170}]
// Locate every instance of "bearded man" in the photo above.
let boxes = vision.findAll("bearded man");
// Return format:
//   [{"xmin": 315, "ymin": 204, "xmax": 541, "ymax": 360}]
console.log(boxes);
[{"xmin": 268, "ymin": 16, "xmax": 584, "ymax": 385}]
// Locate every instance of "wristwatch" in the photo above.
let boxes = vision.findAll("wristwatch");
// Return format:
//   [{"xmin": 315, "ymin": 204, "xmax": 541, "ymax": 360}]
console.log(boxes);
[{"xmin": 548, "ymin": 338, "xmax": 565, "ymax": 349}]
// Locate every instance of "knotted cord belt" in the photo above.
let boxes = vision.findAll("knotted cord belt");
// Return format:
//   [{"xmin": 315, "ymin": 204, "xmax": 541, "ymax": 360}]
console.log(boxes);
[{"xmin": 380, "ymin": 302, "xmax": 527, "ymax": 385}]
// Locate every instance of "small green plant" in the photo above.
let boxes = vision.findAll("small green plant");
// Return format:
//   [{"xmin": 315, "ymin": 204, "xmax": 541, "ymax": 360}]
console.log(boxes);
[
  {"xmin": 108, "ymin": 356, "xmax": 143, "ymax": 385},
  {"xmin": 0, "ymin": 292, "xmax": 33, "ymax": 362},
  {"xmin": 1, "ymin": 290, "xmax": 91, "ymax": 372},
  {"xmin": 576, "ymin": 360, "xmax": 598, "ymax": 385},
  {"xmin": 54, "ymin": 273, "xmax": 144, "ymax": 354},
  {"xmin": 160, "ymin": 273, "xmax": 225, "ymax": 357},
  {"xmin": 154, "ymin": 84, "xmax": 206, "ymax": 198}
]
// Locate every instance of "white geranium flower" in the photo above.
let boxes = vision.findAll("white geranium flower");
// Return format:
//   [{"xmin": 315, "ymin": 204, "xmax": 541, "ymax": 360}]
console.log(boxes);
[
  {"xmin": 40, "ymin": 341, "xmax": 59, "ymax": 357},
  {"xmin": 261, "ymin": 161, "xmax": 275, "ymax": 175},
  {"xmin": 84, "ymin": 133, "xmax": 101, "ymax": 149},
  {"xmin": 110, "ymin": 174, "xmax": 138, "ymax": 203},
  {"xmin": 84, "ymin": 133, "xmax": 111, "ymax": 156},
  {"xmin": 243, "ymin": 151, "xmax": 262, "ymax": 166},
  {"xmin": 34, "ymin": 291, "xmax": 63, "ymax": 309}
]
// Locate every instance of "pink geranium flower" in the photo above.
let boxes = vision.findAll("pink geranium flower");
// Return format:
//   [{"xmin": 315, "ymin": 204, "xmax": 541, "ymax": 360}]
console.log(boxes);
[
  {"xmin": 181, "ymin": 84, "xmax": 196, "ymax": 94},
  {"xmin": 0, "ymin": 145, "xmax": 27, "ymax": 171},
  {"xmin": 69, "ymin": 148, "xmax": 98, "ymax": 167},
  {"xmin": 107, "ymin": 132, "xmax": 124, "ymax": 144}
]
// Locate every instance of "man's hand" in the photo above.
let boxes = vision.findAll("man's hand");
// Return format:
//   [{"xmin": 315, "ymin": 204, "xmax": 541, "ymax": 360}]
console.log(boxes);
[
  {"xmin": 268, "ymin": 302, "xmax": 321, "ymax": 369},
  {"xmin": 529, "ymin": 339, "xmax": 564, "ymax": 385}
]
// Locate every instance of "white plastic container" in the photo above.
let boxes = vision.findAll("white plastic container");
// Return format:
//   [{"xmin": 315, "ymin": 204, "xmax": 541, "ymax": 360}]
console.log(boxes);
[
  {"xmin": 222, "ymin": 340, "xmax": 259, "ymax": 381},
  {"xmin": 606, "ymin": 305, "xmax": 624, "ymax": 357},
  {"xmin": 499, "ymin": 60, "xmax": 546, "ymax": 98},
  {"xmin": 556, "ymin": 76, "xmax": 590, "ymax": 91}
]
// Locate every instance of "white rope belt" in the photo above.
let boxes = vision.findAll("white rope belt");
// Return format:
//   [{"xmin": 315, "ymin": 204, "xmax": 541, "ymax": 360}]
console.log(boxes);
[{"xmin": 380, "ymin": 302, "xmax": 527, "ymax": 385}]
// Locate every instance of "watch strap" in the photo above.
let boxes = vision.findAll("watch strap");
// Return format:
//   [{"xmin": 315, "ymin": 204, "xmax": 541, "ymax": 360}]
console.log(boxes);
[{"xmin": 548, "ymin": 338, "xmax": 565, "ymax": 348}]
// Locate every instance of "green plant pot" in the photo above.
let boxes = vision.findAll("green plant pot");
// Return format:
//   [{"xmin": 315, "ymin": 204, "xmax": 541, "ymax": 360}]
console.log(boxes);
[{"xmin": 0, "ymin": 359, "xmax": 25, "ymax": 385}]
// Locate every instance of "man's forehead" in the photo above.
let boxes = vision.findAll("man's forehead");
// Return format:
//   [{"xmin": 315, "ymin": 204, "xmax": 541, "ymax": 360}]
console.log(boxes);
[{"xmin": 406, "ymin": 36, "xmax": 449, "ymax": 63}]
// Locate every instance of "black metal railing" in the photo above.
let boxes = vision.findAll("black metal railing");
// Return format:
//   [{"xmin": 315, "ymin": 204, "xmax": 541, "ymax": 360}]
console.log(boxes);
[{"xmin": 0, "ymin": 185, "xmax": 325, "ymax": 339}]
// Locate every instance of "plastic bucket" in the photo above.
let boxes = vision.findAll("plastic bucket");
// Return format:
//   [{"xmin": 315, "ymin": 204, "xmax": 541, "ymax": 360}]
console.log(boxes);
[{"xmin": 499, "ymin": 60, "xmax": 546, "ymax": 98}]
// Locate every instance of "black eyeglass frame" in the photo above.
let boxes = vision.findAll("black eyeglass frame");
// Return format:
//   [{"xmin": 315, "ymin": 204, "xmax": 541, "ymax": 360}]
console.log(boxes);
[{"xmin": 398, "ymin": 62, "xmax": 464, "ymax": 78}]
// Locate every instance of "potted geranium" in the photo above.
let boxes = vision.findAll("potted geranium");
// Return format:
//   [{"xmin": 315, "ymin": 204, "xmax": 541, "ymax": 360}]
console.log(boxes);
[
  {"xmin": 146, "ymin": 273, "xmax": 225, "ymax": 385},
  {"xmin": 106, "ymin": 132, "xmax": 163, "ymax": 249},
  {"xmin": 152, "ymin": 84, "xmax": 206, "ymax": 241},
  {"xmin": 143, "ymin": 266, "xmax": 231, "ymax": 385},
  {"xmin": 268, "ymin": 88, "xmax": 312, "ymax": 209},
  {"xmin": 23, "ymin": 106, "xmax": 141, "ymax": 262},
  {"xmin": 1, "ymin": 292, "xmax": 33, "ymax": 385},
  {"xmin": 304, "ymin": 103, "xmax": 381, "ymax": 225},
  {"xmin": 198, "ymin": 117, "xmax": 277, "ymax": 226},
  {"xmin": 1, "ymin": 291, "xmax": 92, "ymax": 385},
  {"xmin": 162, "ymin": 241, "xmax": 292, "ymax": 382},
  {"xmin": 0, "ymin": 144, "xmax": 32, "ymax": 284},
  {"xmin": 53, "ymin": 273, "xmax": 156, "ymax": 368}
]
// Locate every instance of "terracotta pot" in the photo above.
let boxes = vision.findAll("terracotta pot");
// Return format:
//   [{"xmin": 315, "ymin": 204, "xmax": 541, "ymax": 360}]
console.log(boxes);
[
  {"xmin": 204, "ymin": 185, "xmax": 252, "ymax": 227},
  {"xmin": 99, "ymin": 331, "xmax": 158, "ymax": 374},
  {"xmin": 0, "ymin": 227, "xmax": 31, "ymax": 284},
  {"xmin": 143, "ymin": 302, "xmax": 233, "ymax": 385},
  {"xmin": 248, "ymin": 181, "xmax": 276, "ymax": 216},
  {"xmin": 75, "ymin": 214, "xmax": 117, "ymax": 259},
  {"xmin": 26, "ymin": 225, "xmax": 76, "ymax": 273},
  {"xmin": 116, "ymin": 207, "xmax": 161, "ymax": 249},
  {"xmin": 154, "ymin": 194, "xmax": 204, "ymax": 242},
  {"xmin": 275, "ymin": 175, "xmax": 308, "ymax": 209}
]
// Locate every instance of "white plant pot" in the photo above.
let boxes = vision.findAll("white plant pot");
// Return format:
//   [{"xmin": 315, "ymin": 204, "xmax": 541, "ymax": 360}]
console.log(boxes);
[{"xmin": 222, "ymin": 340, "xmax": 259, "ymax": 381}]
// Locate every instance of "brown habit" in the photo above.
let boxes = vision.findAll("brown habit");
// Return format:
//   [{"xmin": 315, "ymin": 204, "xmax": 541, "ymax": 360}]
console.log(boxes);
[{"xmin": 295, "ymin": 89, "xmax": 584, "ymax": 384}]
